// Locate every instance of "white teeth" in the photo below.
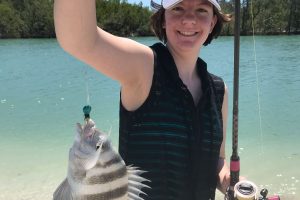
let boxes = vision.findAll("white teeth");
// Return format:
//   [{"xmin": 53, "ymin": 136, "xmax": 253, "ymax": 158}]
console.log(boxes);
[{"xmin": 179, "ymin": 31, "xmax": 196, "ymax": 36}]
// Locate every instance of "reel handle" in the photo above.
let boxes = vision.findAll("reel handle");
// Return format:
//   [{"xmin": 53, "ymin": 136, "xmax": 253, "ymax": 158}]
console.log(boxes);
[{"xmin": 259, "ymin": 189, "xmax": 280, "ymax": 200}]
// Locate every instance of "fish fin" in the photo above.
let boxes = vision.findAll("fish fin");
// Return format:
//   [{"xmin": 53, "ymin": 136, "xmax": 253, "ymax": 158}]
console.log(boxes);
[
  {"xmin": 53, "ymin": 178, "xmax": 72, "ymax": 200},
  {"xmin": 128, "ymin": 173, "xmax": 150, "ymax": 183},
  {"xmin": 128, "ymin": 186, "xmax": 147, "ymax": 196},
  {"xmin": 129, "ymin": 180, "xmax": 151, "ymax": 190},
  {"xmin": 128, "ymin": 192, "xmax": 144, "ymax": 200},
  {"xmin": 127, "ymin": 166, "xmax": 149, "ymax": 177},
  {"xmin": 127, "ymin": 165, "xmax": 150, "ymax": 199},
  {"xmin": 127, "ymin": 169, "xmax": 147, "ymax": 176}
]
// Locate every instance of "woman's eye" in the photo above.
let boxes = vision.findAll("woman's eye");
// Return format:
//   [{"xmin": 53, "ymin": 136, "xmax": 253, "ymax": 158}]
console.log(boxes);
[
  {"xmin": 197, "ymin": 8, "xmax": 208, "ymax": 13},
  {"xmin": 172, "ymin": 6, "xmax": 183, "ymax": 12}
]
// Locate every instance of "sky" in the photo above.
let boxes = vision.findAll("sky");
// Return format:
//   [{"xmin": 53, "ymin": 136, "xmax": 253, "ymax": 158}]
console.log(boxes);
[{"xmin": 127, "ymin": 0, "xmax": 151, "ymax": 7}]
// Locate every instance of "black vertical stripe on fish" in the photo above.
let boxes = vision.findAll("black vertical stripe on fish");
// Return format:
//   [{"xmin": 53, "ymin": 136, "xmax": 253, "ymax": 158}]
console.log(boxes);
[
  {"xmin": 84, "ymin": 185, "xmax": 128, "ymax": 200},
  {"xmin": 86, "ymin": 165, "xmax": 127, "ymax": 184},
  {"xmin": 95, "ymin": 154, "xmax": 124, "ymax": 168}
]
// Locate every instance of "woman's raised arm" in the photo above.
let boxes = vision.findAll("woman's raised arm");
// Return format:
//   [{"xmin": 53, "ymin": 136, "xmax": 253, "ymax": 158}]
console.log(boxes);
[
  {"xmin": 54, "ymin": 0, "xmax": 153, "ymax": 86},
  {"xmin": 54, "ymin": 0, "xmax": 154, "ymax": 110}
]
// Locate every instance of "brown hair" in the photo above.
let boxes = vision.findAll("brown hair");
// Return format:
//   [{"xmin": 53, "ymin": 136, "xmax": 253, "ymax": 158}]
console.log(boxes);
[{"xmin": 150, "ymin": 7, "xmax": 232, "ymax": 46}]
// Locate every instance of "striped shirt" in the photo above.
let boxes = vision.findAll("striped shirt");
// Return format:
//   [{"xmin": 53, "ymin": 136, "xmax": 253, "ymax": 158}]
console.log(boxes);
[{"xmin": 119, "ymin": 43, "xmax": 224, "ymax": 200}]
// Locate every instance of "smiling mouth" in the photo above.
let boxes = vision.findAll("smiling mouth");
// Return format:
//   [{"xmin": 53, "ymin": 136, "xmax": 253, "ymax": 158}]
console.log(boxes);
[{"xmin": 178, "ymin": 31, "xmax": 198, "ymax": 36}]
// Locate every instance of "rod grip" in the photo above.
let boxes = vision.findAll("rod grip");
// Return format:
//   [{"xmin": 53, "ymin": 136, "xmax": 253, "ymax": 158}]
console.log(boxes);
[
  {"xmin": 230, "ymin": 156, "xmax": 240, "ymax": 187},
  {"xmin": 267, "ymin": 196, "xmax": 280, "ymax": 200}
]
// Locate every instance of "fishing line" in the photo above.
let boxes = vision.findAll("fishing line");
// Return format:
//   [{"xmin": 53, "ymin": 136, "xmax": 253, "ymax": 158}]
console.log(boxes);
[
  {"xmin": 84, "ymin": 66, "xmax": 91, "ymax": 106},
  {"xmin": 250, "ymin": 0, "xmax": 264, "ymax": 154},
  {"xmin": 82, "ymin": 65, "xmax": 93, "ymax": 124}
]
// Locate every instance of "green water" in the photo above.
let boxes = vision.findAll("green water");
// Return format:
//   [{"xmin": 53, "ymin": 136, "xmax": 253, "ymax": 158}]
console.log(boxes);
[{"xmin": 0, "ymin": 36, "xmax": 299, "ymax": 199}]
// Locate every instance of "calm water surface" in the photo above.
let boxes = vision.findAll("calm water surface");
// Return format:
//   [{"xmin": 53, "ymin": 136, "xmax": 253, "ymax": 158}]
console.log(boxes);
[{"xmin": 0, "ymin": 36, "xmax": 299, "ymax": 199}]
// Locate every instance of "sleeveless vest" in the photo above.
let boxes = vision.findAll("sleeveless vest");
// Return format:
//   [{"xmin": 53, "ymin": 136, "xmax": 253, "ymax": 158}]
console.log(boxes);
[{"xmin": 119, "ymin": 43, "xmax": 224, "ymax": 200}]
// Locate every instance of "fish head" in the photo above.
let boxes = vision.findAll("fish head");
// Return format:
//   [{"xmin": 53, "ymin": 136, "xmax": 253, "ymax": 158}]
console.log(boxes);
[{"xmin": 71, "ymin": 119, "xmax": 110, "ymax": 170}]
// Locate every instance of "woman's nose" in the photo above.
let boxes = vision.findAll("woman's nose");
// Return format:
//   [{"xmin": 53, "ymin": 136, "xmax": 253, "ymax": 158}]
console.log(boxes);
[{"xmin": 182, "ymin": 11, "xmax": 196, "ymax": 25}]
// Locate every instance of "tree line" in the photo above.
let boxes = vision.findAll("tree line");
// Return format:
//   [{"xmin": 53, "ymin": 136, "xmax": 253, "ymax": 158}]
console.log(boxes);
[
  {"xmin": 0, "ymin": 0, "xmax": 299, "ymax": 39},
  {"xmin": 220, "ymin": 0, "xmax": 300, "ymax": 35}
]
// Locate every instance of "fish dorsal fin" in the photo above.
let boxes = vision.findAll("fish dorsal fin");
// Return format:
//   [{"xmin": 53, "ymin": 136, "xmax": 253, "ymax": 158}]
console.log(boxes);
[{"xmin": 127, "ymin": 166, "xmax": 151, "ymax": 200}]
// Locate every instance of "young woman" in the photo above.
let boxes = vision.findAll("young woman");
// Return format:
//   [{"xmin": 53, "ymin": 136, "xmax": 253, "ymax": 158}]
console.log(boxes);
[{"xmin": 54, "ymin": 0, "xmax": 232, "ymax": 199}]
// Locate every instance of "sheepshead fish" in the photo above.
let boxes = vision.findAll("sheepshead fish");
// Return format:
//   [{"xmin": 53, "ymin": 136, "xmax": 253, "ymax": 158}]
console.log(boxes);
[{"xmin": 53, "ymin": 118, "xmax": 149, "ymax": 200}]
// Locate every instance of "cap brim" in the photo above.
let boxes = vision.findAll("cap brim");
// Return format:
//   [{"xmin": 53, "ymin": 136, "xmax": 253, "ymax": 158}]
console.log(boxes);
[
  {"xmin": 208, "ymin": 0, "xmax": 221, "ymax": 11},
  {"xmin": 162, "ymin": 0, "xmax": 183, "ymax": 9},
  {"xmin": 157, "ymin": 0, "xmax": 221, "ymax": 11}
]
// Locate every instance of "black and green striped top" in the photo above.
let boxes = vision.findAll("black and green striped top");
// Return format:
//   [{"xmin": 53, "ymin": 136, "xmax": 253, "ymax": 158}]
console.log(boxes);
[{"xmin": 119, "ymin": 43, "xmax": 224, "ymax": 200}]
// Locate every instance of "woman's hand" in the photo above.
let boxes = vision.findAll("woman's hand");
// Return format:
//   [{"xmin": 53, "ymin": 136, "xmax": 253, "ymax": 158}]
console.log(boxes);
[{"xmin": 217, "ymin": 158, "xmax": 246, "ymax": 194}]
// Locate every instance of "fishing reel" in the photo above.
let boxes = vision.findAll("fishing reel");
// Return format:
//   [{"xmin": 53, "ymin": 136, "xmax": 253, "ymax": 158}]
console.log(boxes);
[{"xmin": 225, "ymin": 180, "xmax": 280, "ymax": 200}]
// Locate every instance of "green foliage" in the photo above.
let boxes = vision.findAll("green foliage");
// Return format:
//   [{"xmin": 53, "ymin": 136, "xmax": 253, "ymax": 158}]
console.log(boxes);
[
  {"xmin": 219, "ymin": 0, "xmax": 234, "ymax": 35},
  {"xmin": 0, "ymin": 0, "xmax": 152, "ymax": 38},
  {"xmin": 0, "ymin": 0, "xmax": 299, "ymax": 38},
  {"xmin": 96, "ymin": 0, "xmax": 152, "ymax": 36},
  {"xmin": 20, "ymin": 0, "xmax": 55, "ymax": 38},
  {"xmin": 0, "ymin": 1, "xmax": 24, "ymax": 38},
  {"xmin": 287, "ymin": 0, "xmax": 300, "ymax": 34},
  {"xmin": 223, "ymin": 0, "xmax": 300, "ymax": 35}
]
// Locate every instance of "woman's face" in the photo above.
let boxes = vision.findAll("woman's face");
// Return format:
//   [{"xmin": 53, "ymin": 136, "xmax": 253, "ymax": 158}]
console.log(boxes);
[{"xmin": 164, "ymin": 0, "xmax": 217, "ymax": 53}]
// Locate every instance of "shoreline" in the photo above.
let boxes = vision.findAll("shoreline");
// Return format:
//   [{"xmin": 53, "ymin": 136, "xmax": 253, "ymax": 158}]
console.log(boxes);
[{"xmin": 0, "ymin": 33, "xmax": 300, "ymax": 40}]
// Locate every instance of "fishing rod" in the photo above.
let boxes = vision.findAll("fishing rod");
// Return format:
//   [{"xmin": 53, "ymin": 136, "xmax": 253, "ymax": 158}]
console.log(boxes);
[
  {"xmin": 224, "ymin": 0, "xmax": 280, "ymax": 199},
  {"xmin": 224, "ymin": 0, "xmax": 241, "ymax": 198},
  {"xmin": 230, "ymin": 0, "xmax": 241, "ymax": 191}
]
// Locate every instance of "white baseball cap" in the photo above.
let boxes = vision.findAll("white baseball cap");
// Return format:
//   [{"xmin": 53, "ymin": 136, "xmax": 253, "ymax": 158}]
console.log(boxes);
[{"xmin": 151, "ymin": 0, "xmax": 221, "ymax": 12}]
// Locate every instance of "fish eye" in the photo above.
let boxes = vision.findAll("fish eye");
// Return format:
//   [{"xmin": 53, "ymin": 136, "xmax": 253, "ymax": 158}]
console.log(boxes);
[{"xmin": 96, "ymin": 144, "xmax": 100, "ymax": 150}]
